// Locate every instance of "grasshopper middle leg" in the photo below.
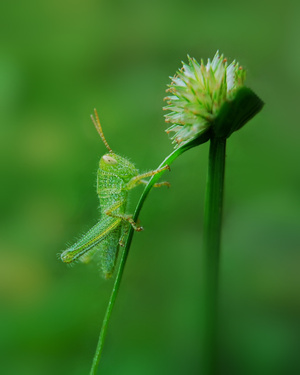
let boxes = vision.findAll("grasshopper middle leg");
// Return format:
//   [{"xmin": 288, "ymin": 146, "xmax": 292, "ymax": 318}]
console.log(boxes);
[{"xmin": 105, "ymin": 201, "xmax": 143, "ymax": 232}]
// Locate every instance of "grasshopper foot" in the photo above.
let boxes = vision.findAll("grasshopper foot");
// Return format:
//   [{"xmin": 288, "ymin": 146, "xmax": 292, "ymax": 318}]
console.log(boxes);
[{"xmin": 153, "ymin": 181, "xmax": 170, "ymax": 188}]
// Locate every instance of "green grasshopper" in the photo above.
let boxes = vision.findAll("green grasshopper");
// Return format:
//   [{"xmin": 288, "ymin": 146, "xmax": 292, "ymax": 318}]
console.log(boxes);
[{"xmin": 61, "ymin": 109, "xmax": 170, "ymax": 278}]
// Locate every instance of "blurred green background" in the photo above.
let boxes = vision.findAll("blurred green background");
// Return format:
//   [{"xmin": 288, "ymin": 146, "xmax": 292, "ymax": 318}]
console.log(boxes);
[{"xmin": 1, "ymin": 0, "xmax": 299, "ymax": 374}]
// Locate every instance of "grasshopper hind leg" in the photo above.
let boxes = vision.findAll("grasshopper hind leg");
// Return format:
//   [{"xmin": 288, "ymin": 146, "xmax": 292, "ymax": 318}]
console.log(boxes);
[
  {"xmin": 98, "ymin": 227, "xmax": 121, "ymax": 279},
  {"xmin": 80, "ymin": 247, "xmax": 98, "ymax": 264}
]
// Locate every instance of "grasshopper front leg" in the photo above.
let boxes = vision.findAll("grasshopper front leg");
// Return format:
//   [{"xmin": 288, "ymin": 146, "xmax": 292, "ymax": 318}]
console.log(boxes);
[
  {"xmin": 125, "ymin": 165, "xmax": 170, "ymax": 190},
  {"xmin": 139, "ymin": 179, "xmax": 171, "ymax": 188}
]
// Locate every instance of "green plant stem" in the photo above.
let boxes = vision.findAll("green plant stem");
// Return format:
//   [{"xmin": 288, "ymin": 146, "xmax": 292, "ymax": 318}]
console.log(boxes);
[
  {"xmin": 201, "ymin": 135, "xmax": 226, "ymax": 375},
  {"xmin": 89, "ymin": 141, "xmax": 196, "ymax": 375}
]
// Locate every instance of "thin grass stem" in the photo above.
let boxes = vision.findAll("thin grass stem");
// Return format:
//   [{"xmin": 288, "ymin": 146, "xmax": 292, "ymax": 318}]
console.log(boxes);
[{"xmin": 201, "ymin": 135, "xmax": 226, "ymax": 375}]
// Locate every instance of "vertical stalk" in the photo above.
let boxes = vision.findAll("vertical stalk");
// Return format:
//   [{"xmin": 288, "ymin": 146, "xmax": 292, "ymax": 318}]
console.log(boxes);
[{"xmin": 201, "ymin": 135, "xmax": 226, "ymax": 375}]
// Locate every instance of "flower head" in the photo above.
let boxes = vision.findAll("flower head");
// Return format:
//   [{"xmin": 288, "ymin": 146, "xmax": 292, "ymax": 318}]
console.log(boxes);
[{"xmin": 164, "ymin": 51, "xmax": 246, "ymax": 147}]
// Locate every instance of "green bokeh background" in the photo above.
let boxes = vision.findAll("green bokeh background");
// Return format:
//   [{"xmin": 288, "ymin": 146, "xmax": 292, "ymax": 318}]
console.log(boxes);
[{"xmin": 1, "ymin": 1, "xmax": 299, "ymax": 374}]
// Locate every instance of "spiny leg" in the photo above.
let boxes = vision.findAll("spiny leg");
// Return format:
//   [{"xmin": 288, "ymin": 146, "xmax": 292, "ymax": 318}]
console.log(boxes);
[
  {"xmin": 119, "ymin": 223, "xmax": 129, "ymax": 247},
  {"xmin": 105, "ymin": 201, "xmax": 143, "ymax": 232},
  {"xmin": 99, "ymin": 228, "xmax": 121, "ymax": 279},
  {"xmin": 139, "ymin": 179, "xmax": 171, "ymax": 188},
  {"xmin": 60, "ymin": 216, "xmax": 121, "ymax": 264},
  {"xmin": 126, "ymin": 165, "xmax": 170, "ymax": 190}
]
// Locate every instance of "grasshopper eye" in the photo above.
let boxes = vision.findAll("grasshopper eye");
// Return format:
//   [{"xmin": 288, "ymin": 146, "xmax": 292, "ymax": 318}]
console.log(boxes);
[{"xmin": 102, "ymin": 155, "xmax": 117, "ymax": 164}]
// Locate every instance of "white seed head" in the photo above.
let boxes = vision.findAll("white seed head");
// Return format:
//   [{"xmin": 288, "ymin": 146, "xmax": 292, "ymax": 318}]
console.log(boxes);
[{"xmin": 164, "ymin": 51, "xmax": 246, "ymax": 148}]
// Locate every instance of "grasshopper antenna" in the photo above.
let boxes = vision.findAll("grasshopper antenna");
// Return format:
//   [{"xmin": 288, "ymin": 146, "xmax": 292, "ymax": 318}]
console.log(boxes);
[{"xmin": 91, "ymin": 108, "xmax": 113, "ymax": 153}]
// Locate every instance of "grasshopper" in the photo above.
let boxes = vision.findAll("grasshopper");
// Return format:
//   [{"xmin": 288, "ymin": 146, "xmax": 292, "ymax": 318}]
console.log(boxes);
[{"xmin": 61, "ymin": 109, "xmax": 170, "ymax": 278}]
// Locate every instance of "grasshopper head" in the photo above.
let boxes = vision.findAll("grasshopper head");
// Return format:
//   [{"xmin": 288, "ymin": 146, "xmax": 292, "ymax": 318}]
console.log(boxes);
[{"xmin": 100, "ymin": 152, "xmax": 139, "ymax": 182}]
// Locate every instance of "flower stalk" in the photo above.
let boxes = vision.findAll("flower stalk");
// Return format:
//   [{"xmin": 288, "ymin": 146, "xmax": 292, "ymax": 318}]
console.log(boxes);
[{"xmin": 201, "ymin": 135, "xmax": 226, "ymax": 375}]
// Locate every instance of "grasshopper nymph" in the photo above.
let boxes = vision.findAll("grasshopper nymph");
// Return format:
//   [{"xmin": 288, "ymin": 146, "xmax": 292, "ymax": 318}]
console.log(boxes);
[{"xmin": 61, "ymin": 109, "xmax": 170, "ymax": 278}]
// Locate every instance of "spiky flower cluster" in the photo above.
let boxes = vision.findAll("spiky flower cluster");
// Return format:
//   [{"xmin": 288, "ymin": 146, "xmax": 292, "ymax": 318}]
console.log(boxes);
[{"xmin": 164, "ymin": 51, "xmax": 246, "ymax": 147}]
